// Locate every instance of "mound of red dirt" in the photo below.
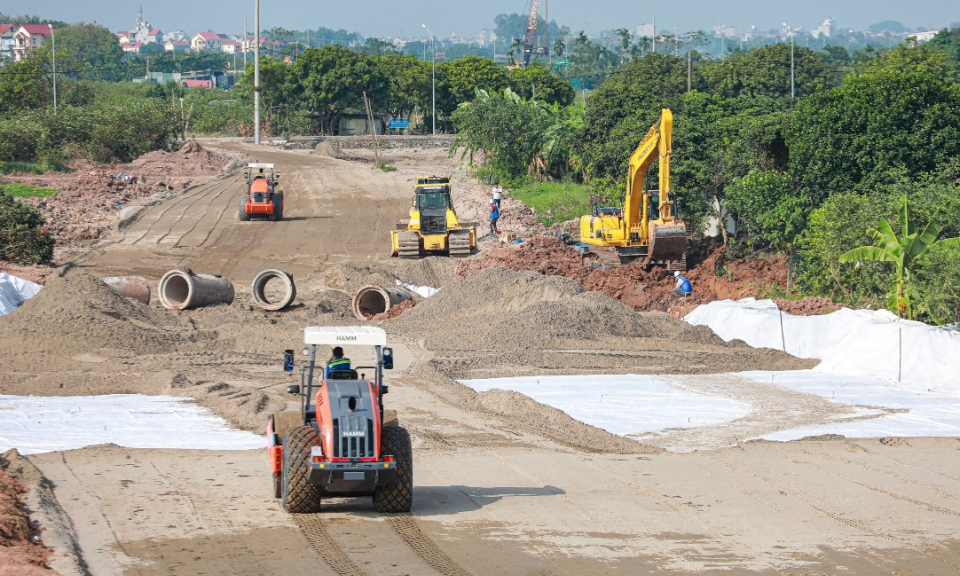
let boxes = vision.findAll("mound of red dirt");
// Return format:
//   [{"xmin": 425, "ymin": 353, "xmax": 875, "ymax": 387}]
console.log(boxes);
[
  {"xmin": 0, "ymin": 467, "xmax": 57, "ymax": 576},
  {"xmin": 456, "ymin": 236, "xmax": 843, "ymax": 317}
]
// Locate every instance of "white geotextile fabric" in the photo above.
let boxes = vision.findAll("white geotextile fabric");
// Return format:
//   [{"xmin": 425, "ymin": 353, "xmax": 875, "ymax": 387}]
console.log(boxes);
[
  {"xmin": 684, "ymin": 298, "xmax": 960, "ymax": 391},
  {"xmin": 0, "ymin": 272, "xmax": 42, "ymax": 316},
  {"xmin": 0, "ymin": 394, "xmax": 266, "ymax": 455},
  {"xmin": 396, "ymin": 279, "xmax": 440, "ymax": 298}
]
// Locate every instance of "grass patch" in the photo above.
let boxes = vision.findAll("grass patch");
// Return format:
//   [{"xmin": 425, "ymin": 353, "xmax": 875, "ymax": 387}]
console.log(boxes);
[
  {"xmin": 0, "ymin": 161, "xmax": 67, "ymax": 175},
  {"xmin": 376, "ymin": 163, "xmax": 398, "ymax": 172},
  {"xmin": 0, "ymin": 183, "xmax": 59, "ymax": 198},
  {"xmin": 510, "ymin": 181, "xmax": 591, "ymax": 226}
]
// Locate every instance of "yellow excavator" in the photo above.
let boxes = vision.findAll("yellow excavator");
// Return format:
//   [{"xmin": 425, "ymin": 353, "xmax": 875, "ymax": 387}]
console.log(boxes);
[
  {"xmin": 390, "ymin": 176, "xmax": 477, "ymax": 258},
  {"xmin": 578, "ymin": 108, "xmax": 688, "ymax": 269}
]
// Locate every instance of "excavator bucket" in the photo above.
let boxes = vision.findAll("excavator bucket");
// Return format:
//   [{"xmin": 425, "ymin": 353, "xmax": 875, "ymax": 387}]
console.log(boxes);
[{"xmin": 648, "ymin": 222, "xmax": 687, "ymax": 263}]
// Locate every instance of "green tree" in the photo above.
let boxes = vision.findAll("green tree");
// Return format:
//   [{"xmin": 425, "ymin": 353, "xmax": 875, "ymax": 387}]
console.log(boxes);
[
  {"xmin": 839, "ymin": 195, "xmax": 960, "ymax": 319},
  {"xmin": 289, "ymin": 45, "xmax": 385, "ymax": 134},
  {"xmin": 702, "ymin": 44, "xmax": 836, "ymax": 99},
  {"xmin": 724, "ymin": 170, "xmax": 804, "ymax": 251},
  {"xmin": 436, "ymin": 56, "xmax": 508, "ymax": 127},
  {"xmin": 0, "ymin": 194, "xmax": 54, "ymax": 264},
  {"xmin": 507, "ymin": 64, "xmax": 574, "ymax": 106},
  {"xmin": 0, "ymin": 56, "xmax": 51, "ymax": 113},
  {"xmin": 375, "ymin": 53, "xmax": 430, "ymax": 123},
  {"xmin": 787, "ymin": 67, "xmax": 960, "ymax": 204},
  {"xmin": 44, "ymin": 23, "xmax": 124, "ymax": 81},
  {"xmin": 928, "ymin": 27, "xmax": 960, "ymax": 64}
]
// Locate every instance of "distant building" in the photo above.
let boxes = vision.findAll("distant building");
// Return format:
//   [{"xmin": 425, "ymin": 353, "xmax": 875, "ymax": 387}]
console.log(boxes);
[
  {"xmin": 811, "ymin": 19, "xmax": 833, "ymax": 40},
  {"xmin": 0, "ymin": 24, "xmax": 15, "ymax": 62},
  {"xmin": 908, "ymin": 30, "xmax": 938, "ymax": 43},
  {"xmin": 220, "ymin": 39, "xmax": 241, "ymax": 54},
  {"xmin": 191, "ymin": 31, "xmax": 229, "ymax": 52},
  {"xmin": 121, "ymin": 41, "xmax": 144, "ymax": 54},
  {"xmin": 635, "ymin": 23, "xmax": 655, "ymax": 38},
  {"xmin": 165, "ymin": 30, "xmax": 186, "ymax": 42},
  {"xmin": 164, "ymin": 39, "xmax": 190, "ymax": 52},
  {"xmin": 13, "ymin": 24, "xmax": 51, "ymax": 62},
  {"xmin": 128, "ymin": 7, "xmax": 161, "ymax": 44},
  {"xmin": 713, "ymin": 24, "xmax": 736, "ymax": 39}
]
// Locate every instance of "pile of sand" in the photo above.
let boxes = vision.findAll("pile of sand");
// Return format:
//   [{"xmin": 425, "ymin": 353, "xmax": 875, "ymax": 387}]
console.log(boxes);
[{"xmin": 0, "ymin": 271, "xmax": 212, "ymax": 359}]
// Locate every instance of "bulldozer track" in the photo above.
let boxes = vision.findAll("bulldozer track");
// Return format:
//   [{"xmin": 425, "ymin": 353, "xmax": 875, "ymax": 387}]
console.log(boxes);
[
  {"xmin": 292, "ymin": 515, "xmax": 371, "ymax": 576},
  {"xmin": 448, "ymin": 230, "xmax": 473, "ymax": 256},
  {"xmin": 155, "ymin": 179, "xmax": 236, "ymax": 247},
  {"xmin": 398, "ymin": 231, "xmax": 421, "ymax": 259},
  {"xmin": 387, "ymin": 515, "xmax": 475, "ymax": 576}
]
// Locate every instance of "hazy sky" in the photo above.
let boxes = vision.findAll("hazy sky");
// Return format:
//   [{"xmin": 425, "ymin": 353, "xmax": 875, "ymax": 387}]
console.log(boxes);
[{"xmin": 10, "ymin": 1, "xmax": 958, "ymax": 38}]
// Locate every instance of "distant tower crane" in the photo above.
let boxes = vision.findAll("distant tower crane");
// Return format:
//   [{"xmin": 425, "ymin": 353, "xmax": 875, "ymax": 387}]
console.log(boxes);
[{"xmin": 521, "ymin": 0, "xmax": 549, "ymax": 67}]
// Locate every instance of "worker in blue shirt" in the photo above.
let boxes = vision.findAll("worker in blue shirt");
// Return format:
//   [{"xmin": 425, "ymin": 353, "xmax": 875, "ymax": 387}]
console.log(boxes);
[
  {"xmin": 325, "ymin": 346, "xmax": 351, "ymax": 378},
  {"xmin": 673, "ymin": 271, "xmax": 692, "ymax": 299}
]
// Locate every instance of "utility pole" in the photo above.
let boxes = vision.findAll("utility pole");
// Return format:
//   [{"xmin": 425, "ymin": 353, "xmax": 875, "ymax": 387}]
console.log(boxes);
[
  {"xmin": 254, "ymin": 0, "xmax": 261, "ymax": 145},
  {"xmin": 421, "ymin": 24, "xmax": 436, "ymax": 135},
  {"xmin": 652, "ymin": 14, "xmax": 656, "ymax": 53},
  {"xmin": 50, "ymin": 25, "xmax": 57, "ymax": 113},
  {"xmin": 687, "ymin": 51, "xmax": 692, "ymax": 92},
  {"xmin": 243, "ymin": 14, "xmax": 247, "ymax": 68}
]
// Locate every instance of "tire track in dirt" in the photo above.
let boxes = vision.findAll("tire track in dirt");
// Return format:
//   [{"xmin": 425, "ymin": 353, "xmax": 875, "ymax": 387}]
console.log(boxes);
[
  {"xmin": 703, "ymin": 451, "xmax": 960, "ymax": 573},
  {"xmin": 170, "ymin": 177, "xmax": 241, "ymax": 248},
  {"xmin": 386, "ymin": 514, "xmax": 475, "ymax": 576},
  {"xmin": 123, "ymin": 183, "xmax": 215, "ymax": 246},
  {"xmin": 154, "ymin": 179, "xmax": 236, "ymax": 247},
  {"xmin": 58, "ymin": 453, "xmax": 143, "ymax": 575},
  {"xmin": 780, "ymin": 452, "xmax": 960, "ymax": 518},
  {"xmin": 578, "ymin": 458, "xmax": 792, "ymax": 575},
  {"xmin": 688, "ymin": 458, "xmax": 896, "ymax": 575},
  {"xmin": 795, "ymin": 447, "xmax": 960, "ymax": 506},
  {"xmin": 292, "ymin": 514, "xmax": 371, "ymax": 576}
]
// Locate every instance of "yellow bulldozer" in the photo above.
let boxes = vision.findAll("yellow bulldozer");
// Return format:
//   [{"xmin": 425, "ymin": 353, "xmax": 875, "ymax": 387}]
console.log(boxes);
[
  {"xmin": 579, "ymin": 108, "xmax": 688, "ymax": 269},
  {"xmin": 390, "ymin": 176, "xmax": 477, "ymax": 258}
]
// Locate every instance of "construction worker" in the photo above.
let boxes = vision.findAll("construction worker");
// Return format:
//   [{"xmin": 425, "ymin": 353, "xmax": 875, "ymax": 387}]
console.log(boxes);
[
  {"xmin": 491, "ymin": 184, "xmax": 503, "ymax": 208},
  {"xmin": 673, "ymin": 271, "xmax": 692, "ymax": 299},
  {"xmin": 325, "ymin": 346, "xmax": 351, "ymax": 377},
  {"xmin": 490, "ymin": 200, "xmax": 500, "ymax": 235},
  {"xmin": 255, "ymin": 167, "xmax": 266, "ymax": 179}
]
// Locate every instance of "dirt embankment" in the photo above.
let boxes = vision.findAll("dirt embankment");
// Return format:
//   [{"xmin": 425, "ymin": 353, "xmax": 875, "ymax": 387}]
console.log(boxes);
[
  {"xmin": 0, "ymin": 454, "xmax": 61, "ymax": 576},
  {"xmin": 455, "ymin": 237, "xmax": 845, "ymax": 317}
]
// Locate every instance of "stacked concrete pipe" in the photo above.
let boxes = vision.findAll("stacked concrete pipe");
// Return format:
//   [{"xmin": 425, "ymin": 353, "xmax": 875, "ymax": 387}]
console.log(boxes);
[
  {"xmin": 352, "ymin": 284, "xmax": 414, "ymax": 320},
  {"xmin": 101, "ymin": 276, "xmax": 151, "ymax": 305},
  {"xmin": 159, "ymin": 269, "xmax": 235, "ymax": 310},
  {"xmin": 251, "ymin": 269, "xmax": 297, "ymax": 311}
]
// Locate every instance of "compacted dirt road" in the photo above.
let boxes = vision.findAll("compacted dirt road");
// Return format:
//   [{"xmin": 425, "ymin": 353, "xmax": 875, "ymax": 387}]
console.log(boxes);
[{"xmin": 3, "ymin": 139, "xmax": 959, "ymax": 576}]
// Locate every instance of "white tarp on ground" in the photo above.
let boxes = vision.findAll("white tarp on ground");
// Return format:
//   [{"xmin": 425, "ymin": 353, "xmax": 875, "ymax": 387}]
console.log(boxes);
[
  {"xmin": 739, "ymin": 370, "xmax": 960, "ymax": 441},
  {"xmin": 0, "ymin": 272, "xmax": 42, "ymax": 316},
  {"xmin": 396, "ymin": 279, "xmax": 440, "ymax": 298},
  {"xmin": 461, "ymin": 375, "xmax": 750, "ymax": 437},
  {"xmin": 0, "ymin": 394, "xmax": 265, "ymax": 455},
  {"xmin": 684, "ymin": 298, "xmax": 960, "ymax": 392}
]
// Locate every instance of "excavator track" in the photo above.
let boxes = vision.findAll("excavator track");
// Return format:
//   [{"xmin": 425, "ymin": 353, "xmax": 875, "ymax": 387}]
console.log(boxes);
[
  {"xmin": 448, "ymin": 230, "xmax": 473, "ymax": 257},
  {"xmin": 397, "ymin": 231, "xmax": 422, "ymax": 259}
]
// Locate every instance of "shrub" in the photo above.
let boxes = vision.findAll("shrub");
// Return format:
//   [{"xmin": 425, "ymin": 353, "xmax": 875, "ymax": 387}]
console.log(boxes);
[{"xmin": 0, "ymin": 194, "xmax": 54, "ymax": 264}]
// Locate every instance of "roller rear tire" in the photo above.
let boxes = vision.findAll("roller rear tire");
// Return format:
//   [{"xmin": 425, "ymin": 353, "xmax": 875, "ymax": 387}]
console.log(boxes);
[{"xmin": 373, "ymin": 425, "xmax": 413, "ymax": 513}]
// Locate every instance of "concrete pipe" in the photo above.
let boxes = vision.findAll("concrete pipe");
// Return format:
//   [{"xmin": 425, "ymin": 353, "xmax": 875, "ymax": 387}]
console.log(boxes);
[
  {"xmin": 159, "ymin": 269, "xmax": 235, "ymax": 310},
  {"xmin": 101, "ymin": 276, "xmax": 151, "ymax": 305},
  {"xmin": 352, "ymin": 284, "xmax": 414, "ymax": 320},
  {"xmin": 251, "ymin": 269, "xmax": 297, "ymax": 311}
]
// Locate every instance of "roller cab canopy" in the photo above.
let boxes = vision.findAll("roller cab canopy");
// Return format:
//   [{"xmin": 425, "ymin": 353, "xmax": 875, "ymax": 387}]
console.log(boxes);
[{"xmin": 304, "ymin": 326, "xmax": 387, "ymax": 347}]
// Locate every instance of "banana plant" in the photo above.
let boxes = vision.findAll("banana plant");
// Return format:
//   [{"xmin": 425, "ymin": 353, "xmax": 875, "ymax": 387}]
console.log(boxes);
[{"xmin": 839, "ymin": 195, "xmax": 960, "ymax": 319}]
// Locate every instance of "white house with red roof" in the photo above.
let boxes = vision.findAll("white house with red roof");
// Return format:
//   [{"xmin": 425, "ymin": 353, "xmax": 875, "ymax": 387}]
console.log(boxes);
[
  {"xmin": 121, "ymin": 41, "xmax": 144, "ymax": 54},
  {"xmin": 13, "ymin": 24, "xmax": 51, "ymax": 62},
  {"xmin": 127, "ymin": 7, "xmax": 161, "ymax": 44},
  {"xmin": 164, "ymin": 39, "xmax": 190, "ymax": 52},
  {"xmin": 220, "ymin": 39, "xmax": 241, "ymax": 54},
  {"xmin": 0, "ymin": 24, "xmax": 15, "ymax": 62},
  {"xmin": 191, "ymin": 31, "xmax": 228, "ymax": 52}
]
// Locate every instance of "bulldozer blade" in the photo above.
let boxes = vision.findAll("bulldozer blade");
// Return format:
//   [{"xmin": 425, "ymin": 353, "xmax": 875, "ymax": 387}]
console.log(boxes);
[{"xmin": 649, "ymin": 222, "xmax": 687, "ymax": 263}]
